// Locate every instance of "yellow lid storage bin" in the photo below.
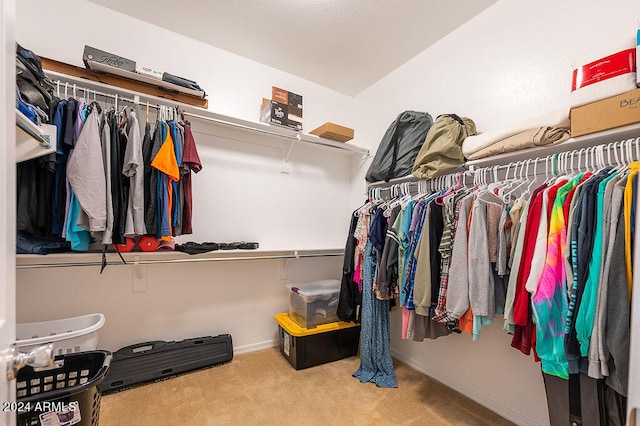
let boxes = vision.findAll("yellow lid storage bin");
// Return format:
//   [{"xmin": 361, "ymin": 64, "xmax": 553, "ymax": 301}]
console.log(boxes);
[{"xmin": 274, "ymin": 313, "xmax": 360, "ymax": 370}]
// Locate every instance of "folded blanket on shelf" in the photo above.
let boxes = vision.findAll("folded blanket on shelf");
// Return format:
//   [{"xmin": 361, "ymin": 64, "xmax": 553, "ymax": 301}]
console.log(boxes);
[
  {"xmin": 465, "ymin": 125, "xmax": 570, "ymax": 160},
  {"xmin": 461, "ymin": 108, "xmax": 569, "ymax": 158}
]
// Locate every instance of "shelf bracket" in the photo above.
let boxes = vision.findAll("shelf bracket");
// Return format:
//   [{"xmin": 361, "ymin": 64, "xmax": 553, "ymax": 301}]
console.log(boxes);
[
  {"xmin": 132, "ymin": 256, "xmax": 147, "ymax": 293},
  {"xmin": 16, "ymin": 117, "xmax": 52, "ymax": 149},
  {"xmin": 278, "ymin": 258, "xmax": 290, "ymax": 280},
  {"xmin": 281, "ymin": 133, "xmax": 301, "ymax": 174}
]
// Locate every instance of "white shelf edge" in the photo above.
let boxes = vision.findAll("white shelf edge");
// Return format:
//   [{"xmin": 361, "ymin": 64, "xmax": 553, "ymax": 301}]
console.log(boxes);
[
  {"xmin": 16, "ymin": 109, "xmax": 57, "ymax": 162},
  {"xmin": 15, "ymin": 247, "xmax": 345, "ymax": 269},
  {"xmin": 44, "ymin": 70, "xmax": 369, "ymax": 157}
]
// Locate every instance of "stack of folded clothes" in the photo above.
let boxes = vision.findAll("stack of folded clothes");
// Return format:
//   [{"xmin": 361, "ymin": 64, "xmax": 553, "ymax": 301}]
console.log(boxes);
[{"xmin": 461, "ymin": 108, "xmax": 571, "ymax": 161}]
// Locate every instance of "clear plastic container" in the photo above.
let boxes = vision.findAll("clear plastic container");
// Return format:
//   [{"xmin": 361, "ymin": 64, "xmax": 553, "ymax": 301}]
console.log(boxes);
[{"xmin": 287, "ymin": 280, "xmax": 341, "ymax": 328}]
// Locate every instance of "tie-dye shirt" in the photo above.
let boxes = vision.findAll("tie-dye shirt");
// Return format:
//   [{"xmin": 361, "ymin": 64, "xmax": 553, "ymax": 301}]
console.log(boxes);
[{"xmin": 532, "ymin": 175, "xmax": 582, "ymax": 379}]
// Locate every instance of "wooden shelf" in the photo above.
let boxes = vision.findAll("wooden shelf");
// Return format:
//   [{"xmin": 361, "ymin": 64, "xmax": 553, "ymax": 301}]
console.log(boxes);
[{"xmin": 41, "ymin": 57, "xmax": 208, "ymax": 109}]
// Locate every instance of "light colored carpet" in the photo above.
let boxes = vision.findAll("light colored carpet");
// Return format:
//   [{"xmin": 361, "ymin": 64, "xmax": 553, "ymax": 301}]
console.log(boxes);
[{"xmin": 99, "ymin": 347, "xmax": 515, "ymax": 425}]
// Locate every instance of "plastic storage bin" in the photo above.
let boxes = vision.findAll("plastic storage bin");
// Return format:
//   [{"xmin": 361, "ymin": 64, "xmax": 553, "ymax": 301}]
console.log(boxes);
[
  {"xmin": 274, "ymin": 313, "xmax": 360, "ymax": 370},
  {"xmin": 16, "ymin": 314, "xmax": 106, "ymax": 356},
  {"xmin": 287, "ymin": 280, "xmax": 341, "ymax": 329},
  {"xmin": 16, "ymin": 350, "xmax": 112, "ymax": 426}
]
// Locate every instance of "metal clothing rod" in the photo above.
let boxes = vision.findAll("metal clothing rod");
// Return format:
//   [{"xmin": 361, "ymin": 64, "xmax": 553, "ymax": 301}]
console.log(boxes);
[
  {"xmin": 16, "ymin": 117, "xmax": 51, "ymax": 148},
  {"xmin": 16, "ymin": 251, "xmax": 345, "ymax": 269}
]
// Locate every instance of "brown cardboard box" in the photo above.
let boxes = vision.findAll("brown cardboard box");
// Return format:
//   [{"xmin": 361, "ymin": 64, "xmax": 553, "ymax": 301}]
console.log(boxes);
[
  {"xmin": 309, "ymin": 122, "xmax": 354, "ymax": 142},
  {"xmin": 570, "ymin": 88, "xmax": 640, "ymax": 137}
]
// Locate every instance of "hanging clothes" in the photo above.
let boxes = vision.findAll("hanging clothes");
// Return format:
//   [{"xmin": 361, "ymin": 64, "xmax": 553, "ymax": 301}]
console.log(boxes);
[
  {"xmin": 123, "ymin": 109, "xmax": 146, "ymax": 237},
  {"xmin": 151, "ymin": 120, "xmax": 180, "ymax": 240},
  {"xmin": 179, "ymin": 122, "xmax": 202, "ymax": 235},
  {"xmin": 353, "ymin": 210, "xmax": 397, "ymax": 388},
  {"xmin": 67, "ymin": 105, "xmax": 106, "ymax": 237},
  {"xmin": 337, "ymin": 208, "xmax": 362, "ymax": 323},
  {"xmin": 16, "ymin": 87, "xmax": 203, "ymax": 254}
]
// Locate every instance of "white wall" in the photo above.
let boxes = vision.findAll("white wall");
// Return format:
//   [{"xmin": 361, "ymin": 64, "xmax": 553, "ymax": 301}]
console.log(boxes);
[
  {"xmin": 16, "ymin": 0, "xmax": 358, "ymax": 133},
  {"xmin": 350, "ymin": 1, "xmax": 640, "ymax": 425},
  {"xmin": 16, "ymin": 256, "xmax": 342, "ymax": 353},
  {"xmin": 14, "ymin": 0, "xmax": 356, "ymax": 356}
]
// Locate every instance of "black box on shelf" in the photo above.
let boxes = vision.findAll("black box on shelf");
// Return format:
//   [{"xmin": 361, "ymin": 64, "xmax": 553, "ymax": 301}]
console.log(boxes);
[{"xmin": 83, "ymin": 45, "xmax": 136, "ymax": 73}]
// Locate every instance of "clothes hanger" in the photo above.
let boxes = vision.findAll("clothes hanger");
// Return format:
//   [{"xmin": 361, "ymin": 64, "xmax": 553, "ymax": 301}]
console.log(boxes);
[
  {"xmin": 503, "ymin": 159, "xmax": 529, "ymax": 201},
  {"xmin": 521, "ymin": 159, "xmax": 541, "ymax": 199},
  {"xmin": 497, "ymin": 162, "xmax": 518, "ymax": 201}
]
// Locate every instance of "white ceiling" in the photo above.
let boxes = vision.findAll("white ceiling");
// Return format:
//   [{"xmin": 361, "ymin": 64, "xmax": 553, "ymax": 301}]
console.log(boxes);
[{"xmin": 87, "ymin": 0, "xmax": 497, "ymax": 96}]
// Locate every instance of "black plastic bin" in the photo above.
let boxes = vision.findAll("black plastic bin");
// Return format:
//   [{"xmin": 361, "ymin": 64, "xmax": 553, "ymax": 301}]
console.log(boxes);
[{"xmin": 15, "ymin": 350, "xmax": 111, "ymax": 426}]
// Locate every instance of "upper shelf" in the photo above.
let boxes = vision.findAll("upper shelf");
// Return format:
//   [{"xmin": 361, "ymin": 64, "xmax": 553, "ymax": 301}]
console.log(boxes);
[
  {"xmin": 42, "ymin": 68, "xmax": 370, "ymax": 158},
  {"xmin": 465, "ymin": 122, "xmax": 640, "ymax": 169},
  {"xmin": 366, "ymin": 122, "xmax": 640, "ymax": 187},
  {"xmin": 42, "ymin": 57, "xmax": 208, "ymax": 108},
  {"xmin": 16, "ymin": 109, "xmax": 57, "ymax": 163}
]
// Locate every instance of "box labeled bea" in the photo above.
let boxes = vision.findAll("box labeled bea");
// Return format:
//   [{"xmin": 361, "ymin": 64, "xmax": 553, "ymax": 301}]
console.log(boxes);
[{"xmin": 570, "ymin": 88, "xmax": 640, "ymax": 137}]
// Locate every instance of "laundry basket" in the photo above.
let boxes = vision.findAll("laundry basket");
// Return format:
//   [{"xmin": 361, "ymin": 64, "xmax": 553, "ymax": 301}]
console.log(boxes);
[
  {"xmin": 16, "ymin": 314, "xmax": 106, "ymax": 356},
  {"xmin": 15, "ymin": 350, "xmax": 111, "ymax": 426}
]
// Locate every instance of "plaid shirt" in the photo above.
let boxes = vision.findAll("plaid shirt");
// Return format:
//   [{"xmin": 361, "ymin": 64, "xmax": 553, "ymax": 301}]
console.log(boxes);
[{"xmin": 434, "ymin": 192, "xmax": 464, "ymax": 328}]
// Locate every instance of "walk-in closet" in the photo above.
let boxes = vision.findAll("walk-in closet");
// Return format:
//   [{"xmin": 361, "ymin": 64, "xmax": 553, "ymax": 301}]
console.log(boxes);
[{"xmin": 3, "ymin": 0, "xmax": 640, "ymax": 425}]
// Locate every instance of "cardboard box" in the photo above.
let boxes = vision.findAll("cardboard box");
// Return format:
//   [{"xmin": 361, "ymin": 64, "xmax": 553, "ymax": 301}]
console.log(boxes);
[
  {"xmin": 83, "ymin": 45, "xmax": 136, "ymax": 73},
  {"xmin": 260, "ymin": 98, "xmax": 302, "ymax": 131},
  {"xmin": 570, "ymin": 88, "xmax": 640, "ymax": 137},
  {"xmin": 309, "ymin": 122, "xmax": 354, "ymax": 142}
]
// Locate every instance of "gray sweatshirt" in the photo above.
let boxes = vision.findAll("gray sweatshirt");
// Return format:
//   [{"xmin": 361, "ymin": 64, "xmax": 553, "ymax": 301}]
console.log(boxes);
[
  {"xmin": 445, "ymin": 193, "xmax": 474, "ymax": 319},
  {"xmin": 605, "ymin": 179, "xmax": 630, "ymax": 397}
]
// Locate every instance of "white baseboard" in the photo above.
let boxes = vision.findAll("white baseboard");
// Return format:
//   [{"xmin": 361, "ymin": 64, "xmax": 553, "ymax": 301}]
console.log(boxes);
[
  {"xmin": 234, "ymin": 339, "xmax": 278, "ymax": 355},
  {"xmin": 391, "ymin": 348, "xmax": 545, "ymax": 426}
]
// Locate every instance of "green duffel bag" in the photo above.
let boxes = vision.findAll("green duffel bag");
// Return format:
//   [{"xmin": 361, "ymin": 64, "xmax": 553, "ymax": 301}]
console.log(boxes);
[{"xmin": 412, "ymin": 114, "xmax": 476, "ymax": 180}]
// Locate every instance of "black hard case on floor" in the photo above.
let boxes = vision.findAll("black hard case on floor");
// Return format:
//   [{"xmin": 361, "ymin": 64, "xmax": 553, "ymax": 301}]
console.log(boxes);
[{"xmin": 100, "ymin": 334, "xmax": 233, "ymax": 394}]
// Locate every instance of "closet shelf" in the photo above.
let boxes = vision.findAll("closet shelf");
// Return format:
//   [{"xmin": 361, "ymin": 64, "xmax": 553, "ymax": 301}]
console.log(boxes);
[
  {"xmin": 43, "ymin": 70, "xmax": 369, "ymax": 158},
  {"xmin": 465, "ymin": 122, "xmax": 640, "ymax": 169},
  {"xmin": 15, "ymin": 248, "xmax": 345, "ymax": 269},
  {"xmin": 16, "ymin": 109, "xmax": 57, "ymax": 162},
  {"xmin": 366, "ymin": 123, "xmax": 640, "ymax": 187}
]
